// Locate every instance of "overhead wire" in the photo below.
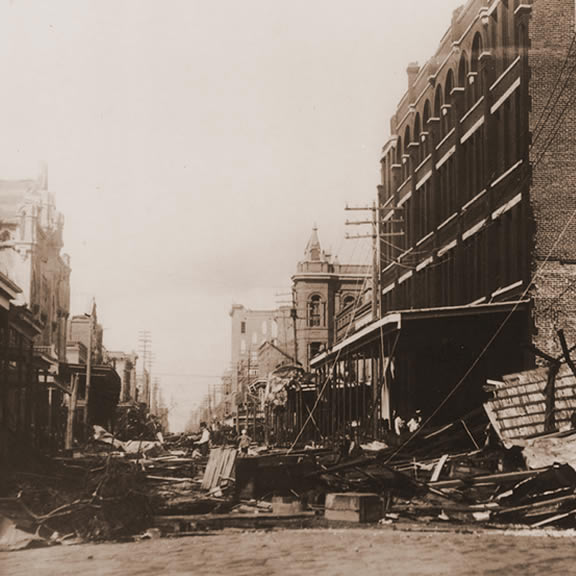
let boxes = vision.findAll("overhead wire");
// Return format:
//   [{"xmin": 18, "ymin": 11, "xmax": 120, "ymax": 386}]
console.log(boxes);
[
  {"xmin": 385, "ymin": 186, "xmax": 576, "ymax": 463},
  {"xmin": 287, "ymin": 239, "xmax": 373, "ymax": 451},
  {"xmin": 530, "ymin": 31, "xmax": 576, "ymax": 149},
  {"xmin": 381, "ymin": 33, "xmax": 576, "ymax": 460}
]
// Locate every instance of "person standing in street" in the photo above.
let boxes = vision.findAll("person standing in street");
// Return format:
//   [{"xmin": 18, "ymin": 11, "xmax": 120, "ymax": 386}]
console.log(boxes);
[
  {"xmin": 237, "ymin": 428, "xmax": 252, "ymax": 456},
  {"xmin": 195, "ymin": 422, "xmax": 211, "ymax": 456}
]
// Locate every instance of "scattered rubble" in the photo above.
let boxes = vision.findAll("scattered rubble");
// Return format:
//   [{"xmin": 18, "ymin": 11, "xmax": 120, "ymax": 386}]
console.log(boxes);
[{"xmin": 5, "ymin": 398, "xmax": 576, "ymax": 551}]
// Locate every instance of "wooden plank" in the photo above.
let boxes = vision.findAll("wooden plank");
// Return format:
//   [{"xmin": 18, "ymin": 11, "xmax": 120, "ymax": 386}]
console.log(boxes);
[
  {"xmin": 429, "ymin": 468, "xmax": 547, "ymax": 489},
  {"xmin": 209, "ymin": 448, "xmax": 224, "ymax": 487},
  {"xmin": 202, "ymin": 447, "xmax": 237, "ymax": 490},
  {"xmin": 495, "ymin": 494, "xmax": 576, "ymax": 517},
  {"xmin": 201, "ymin": 448, "xmax": 220, "ymax": 490},
  {"xmin": 221, "ymin": 449, "xmax": 236, "ymax": 482},
  {"xmin": 430, "ymin": 454, "xmax": 449, "ymax": 483},
  {"xmin": 531, "ymin": 508, "xmax": 576, "ymax": 528}
]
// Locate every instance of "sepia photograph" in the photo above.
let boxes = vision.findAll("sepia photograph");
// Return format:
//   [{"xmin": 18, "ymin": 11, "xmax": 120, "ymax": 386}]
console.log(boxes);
[{"xmin": 1, "ymin": 0, "xmax": 576, "ymax": 574}]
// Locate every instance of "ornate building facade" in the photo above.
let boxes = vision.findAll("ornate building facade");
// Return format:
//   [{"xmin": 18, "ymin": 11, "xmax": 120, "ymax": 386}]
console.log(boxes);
[
  {"xmin": 292, "ymin": 227, "xmax": 371, "ymax": 368},
  {"xmin": 0, "ymin": 170, "xmax": 71, "ymax": 457}
]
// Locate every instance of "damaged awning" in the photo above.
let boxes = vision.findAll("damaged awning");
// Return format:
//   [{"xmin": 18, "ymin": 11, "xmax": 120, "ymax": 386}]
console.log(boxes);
[
  {"xmin": 311, "ymin": 300, "xmax": 530, "ymax": 368},
  {"xmin": 310, "ymin": 313, "xmax": 401, "ymax": 367},
  {"xmin": 59, "ymin": 362, "xmax": 121, "ymax": 425}
]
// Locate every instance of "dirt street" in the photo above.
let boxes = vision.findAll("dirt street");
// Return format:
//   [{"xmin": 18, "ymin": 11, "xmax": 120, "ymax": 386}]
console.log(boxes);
[{"xmin": 2, "ymin": 527, "xmax": 576, "ymax": 576}]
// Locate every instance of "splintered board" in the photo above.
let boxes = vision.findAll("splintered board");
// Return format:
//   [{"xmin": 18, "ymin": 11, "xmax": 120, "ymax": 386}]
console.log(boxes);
[{"xmin": 201, "ymin": 447, "xmax": 237, "ymax": 491}]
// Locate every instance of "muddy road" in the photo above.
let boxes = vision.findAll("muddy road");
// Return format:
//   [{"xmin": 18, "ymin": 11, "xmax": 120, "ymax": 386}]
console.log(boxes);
[{"xmin": 2, "ymin": 526, "xmax": 576, "ymax": 576}]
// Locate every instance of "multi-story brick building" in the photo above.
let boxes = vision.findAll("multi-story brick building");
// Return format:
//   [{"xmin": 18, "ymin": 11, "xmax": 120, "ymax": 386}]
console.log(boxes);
[
  {"xmin": 292, "ymin": 227, "xmax": 371, "ymax": 367},
  {"xmin": 228, "ymin": 304, "xmax": 286, "ymax": 428},
  {"xmin": 311, "ymin": 0, "xmax": 576, "ymax": 439}
]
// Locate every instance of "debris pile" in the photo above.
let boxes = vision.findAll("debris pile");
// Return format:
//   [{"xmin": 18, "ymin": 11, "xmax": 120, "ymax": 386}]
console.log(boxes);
[
  {"xmin": 6, "ymin": 360, "xmax": 576, "ymax": 550},
  {"xmin": 0, "ymin": 454, "xmax": 151, "ymax": 549},
  {"xmin": 0, "ymin": 427, "xmax": 213, "ymax": 549}
]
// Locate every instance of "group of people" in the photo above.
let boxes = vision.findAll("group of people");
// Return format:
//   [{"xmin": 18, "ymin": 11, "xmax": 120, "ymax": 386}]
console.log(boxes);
[
  {"xmin": 192, "ymin": 422, "xmax": 253, "ymax": 456},
  {"xmin": 393, "ymin": 410, "xmax": 422, "ymax": 436}
]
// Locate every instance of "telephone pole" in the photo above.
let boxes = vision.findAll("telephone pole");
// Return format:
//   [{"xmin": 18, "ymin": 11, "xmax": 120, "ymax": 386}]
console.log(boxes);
[
  {"xmin": 345, "ymin": 201, "xmax": 406, "ymax": 318},
  {"xmin": 138, "ymin": 330, "xmax": 153, "ymax": 406},
  {"xmin": 345, "ymin": 200, "xmax": 381, "ymax": 318},
  {"xmin": 83, "ymin": 298, "xmax": 96, "ymax": 427},
  {"xmin": 346, "ymin": 200, "xmax": 404, "ymax": 438}
]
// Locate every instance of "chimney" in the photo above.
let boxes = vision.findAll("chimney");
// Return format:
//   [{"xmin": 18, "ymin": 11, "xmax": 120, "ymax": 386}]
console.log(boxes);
[{"xmin": 407, "ymin": 62, "xmax": 420, "ymax": 90}]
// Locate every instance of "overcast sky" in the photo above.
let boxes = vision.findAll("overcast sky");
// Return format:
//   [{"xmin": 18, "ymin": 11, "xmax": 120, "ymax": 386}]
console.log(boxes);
[{"xmin": 0, "ymin": 0, "xmax": 461, "ymax": 431}]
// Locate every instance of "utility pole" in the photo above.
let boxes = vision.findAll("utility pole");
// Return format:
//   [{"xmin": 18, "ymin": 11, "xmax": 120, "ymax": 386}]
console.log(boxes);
[
  {"xmin": 84, "ymin": 298, "xmax": 95, "ymax": 428},
  {"xmin": 345, "ymin": 201, "xmax": 406, "ymax": 318},
  {"xmin": 345, "ymin": 201, "xmax": 381, "ymax": 318},
  {"xmin": 346, "ymin": 200, "xmax": 404, "ymax": 438},
  {"xmin": 290, "ymin": 303, "xmax": 298, "ymax": 365},
  {"xmin": 275, "ymin": 290, "xmax": 298, "ymax": 364},
  {"xmin": 138, "ymin": 330, "xmax": 153, "ymax": 406}
]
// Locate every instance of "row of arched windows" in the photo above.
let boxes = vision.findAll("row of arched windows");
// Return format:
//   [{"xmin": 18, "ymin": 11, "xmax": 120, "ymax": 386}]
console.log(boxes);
[
  {"xmin": 393, "ymin": 0, "xmax": 528, "ymax": 180},
  {"xmin": 306, "ymin": 293, "xmax": 356, "ymax": 328},
  {"xmin": 397, "ymin": 32, "xmax": 484, "ymax": 174},
  {"xmin": 380, "ymin": 2, "xmax": 530, "ymax": 312}
]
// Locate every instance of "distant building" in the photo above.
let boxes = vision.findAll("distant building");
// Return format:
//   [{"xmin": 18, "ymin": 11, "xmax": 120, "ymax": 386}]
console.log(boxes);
[
  {"xmin": 107, "ymin": 351, "xmax": 138, "ymax": 404},
  {"xmin": 68, "ymin": 310, "xmax": 104, "ymax": 365},
  {"xmin": 229, "ymin": 304, "xmax": 281, "ymax": 428},
  {"xmin": 64, "ymin": 302, "xmax": 121, "ymax": 440},
  {"xmin": 292, "ymin": 227, "xmax": 370, "ymax": 367},
  {"xmin": 257, "ymin": 340, "xmax": 294, "ymax": 380},
  {"xmin": 0, "ymin": 169, "xmax": 71, "ymax": 456},
  {"xmin": 0, "ymin": 169, "xmax": 70, "ymax": 364}
]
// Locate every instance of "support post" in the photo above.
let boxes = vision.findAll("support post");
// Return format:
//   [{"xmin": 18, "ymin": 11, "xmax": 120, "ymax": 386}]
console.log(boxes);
[
  {"xmin": 65, "ymin": 373, "xmax": 78, "ymax": 451},
  {"xmin": 84, "ymin": 304, "xmax": 94, "ymax": 427}
]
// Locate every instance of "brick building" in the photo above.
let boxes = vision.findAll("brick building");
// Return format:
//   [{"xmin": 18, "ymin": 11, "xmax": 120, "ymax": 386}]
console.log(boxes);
[
  {"xmin": 227, "ymin": 304, "xmax": 289, "ymax": 428},
  {"xmin": 311, "ymin": 0, "xmax": 576, "ymax": 439},
  {"xmin": 292, "ymin": 227, "xmax": 371, "ymax": 368}
]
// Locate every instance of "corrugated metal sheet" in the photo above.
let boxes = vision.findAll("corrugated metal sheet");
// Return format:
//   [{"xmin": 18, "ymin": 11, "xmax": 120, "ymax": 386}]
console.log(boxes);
[{"xmin": 484, "ymin": 365, "xmax": 576, "ymax": 446}]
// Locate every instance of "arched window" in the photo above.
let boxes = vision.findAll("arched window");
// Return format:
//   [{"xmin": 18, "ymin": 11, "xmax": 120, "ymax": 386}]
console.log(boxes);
[
  {"xmin": 342, "ymin": 294, "xmax": 355, "ymax": 310},
  {"xmin": 458, "ymin": 52, "xmax": 469, "ymax": 118},
  {"xmin": 413, "ymin": 112, "xmax": 421, "ymax": 163},
  {"xmin": 471, "ymin": 33, "xmax": 483, "ymax": 103},
  {"xmin": 308, "ymin": 294, "xmax": 324, "ymax": 327},
  {"xmin": 423, "ymin": 100, "xmax": 431, "ymax": 156},
  {"xmin": 458, "ymin": 52, "xmax": 468, "ymax": 88},
  {"xmin": 434, "ymin": 84, "xmax": 443, "ymax": 137},
  {"xmin": 423, "ymin": 100, "xmax": 431, "ymax": 126},
  {"xmin": 403, "ymin": 125, "xmax": 411, "ymax": 181},
  {"xmin": 444, "ymin": 69, "xmax": 454, "ymax": 132}
]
